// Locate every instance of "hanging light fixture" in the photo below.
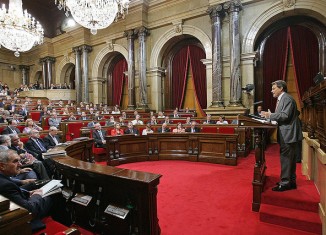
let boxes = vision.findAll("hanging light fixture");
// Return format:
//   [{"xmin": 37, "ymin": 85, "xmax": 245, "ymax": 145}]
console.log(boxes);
[
  {"xmin": 0, "ymin": 0, "xmax": 44, "ymax": 57},
  {"xmin": 55, "ymin": 0, "xmax": 130, "ymax": 35}
]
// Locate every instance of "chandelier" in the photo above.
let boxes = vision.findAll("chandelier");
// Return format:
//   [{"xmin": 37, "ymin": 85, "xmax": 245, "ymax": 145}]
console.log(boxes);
[
  {"xmin": 0, "ymin": 0, "xmax": 44, "ymax": 57},
  {"xmin": 55, "ymin": 0, "xmax": 130, "ymax": 35}
]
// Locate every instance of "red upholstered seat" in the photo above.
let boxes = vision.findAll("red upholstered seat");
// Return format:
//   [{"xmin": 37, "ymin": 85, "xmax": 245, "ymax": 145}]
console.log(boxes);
[
  {"xmin": 218, "ymin": 127, "xmax": 235, "ymax": 134},
  {"xmin": 201, "ymin": 126, "xmax": 218, "ymax": 133},
  {"xmin": 89, "ymin": 129, "xmax": 107, "ymax": 162},
  {"xmin": 30, "ymin": 111, "xmax": 41, "ymax": 122}
]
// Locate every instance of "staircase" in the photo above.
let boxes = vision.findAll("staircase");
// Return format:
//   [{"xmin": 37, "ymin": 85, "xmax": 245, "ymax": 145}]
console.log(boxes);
[{"xmin": 259, "ymin": 175, "xmax": 322, "ymax": 234}]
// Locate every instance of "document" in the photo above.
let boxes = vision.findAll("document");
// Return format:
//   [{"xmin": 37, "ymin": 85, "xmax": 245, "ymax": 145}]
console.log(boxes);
[{"xmin": 40, "ymin": 179, "xmax": 63, "ymax": 198}]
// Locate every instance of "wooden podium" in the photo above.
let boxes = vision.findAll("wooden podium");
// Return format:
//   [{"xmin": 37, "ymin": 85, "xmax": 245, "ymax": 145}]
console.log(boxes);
[{"xmin": 237, "ymin": 115, "xmax": 277, "ymax": 212}]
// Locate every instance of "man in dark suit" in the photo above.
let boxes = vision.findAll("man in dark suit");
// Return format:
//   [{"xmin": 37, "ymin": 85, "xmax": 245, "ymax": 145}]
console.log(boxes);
[
  {"xmin": 1, "ymin": 120, "xmax": 21, "ymax": 135},
  {"xmin": 157, "ymin": 123, "xmax": 170, "ymax": 133},
  {"xmin": 161, "ymin": 116, "xmax": 173, "ymax": 124},
  {"xmin": 185, "ymin": 121, "xmax": 201, "ymax": 133},
  {"xmin": 261, "ymin": 80, "xmax": 303, "ymax": 192},
  {"xmin": 202, "ymin": 114, "xmax": 215, "ymax": 124},
  {"xmin": 43, "ymin": 126, "xmax": 61, "ymax": 150},
  {"xmin": 124, "ymin": 122, "xmax": 139, "ymax": 135},
  {"xmin": 25, "ymin": 129, "xmax": 47, "ymax": 160},
  {"xmin": 92, "ymin": 123, "xmax": 107, "ymax": 148}
]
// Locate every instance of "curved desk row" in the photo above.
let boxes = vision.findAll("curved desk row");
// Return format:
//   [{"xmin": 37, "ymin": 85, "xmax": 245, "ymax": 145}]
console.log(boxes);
[
  {"xmin": 105, "ymin": 133, "xmax": 238, "ymax": 166},
  {"xmin": 49, "ymin": 139, "xmax": 161, "ymax": 235}
]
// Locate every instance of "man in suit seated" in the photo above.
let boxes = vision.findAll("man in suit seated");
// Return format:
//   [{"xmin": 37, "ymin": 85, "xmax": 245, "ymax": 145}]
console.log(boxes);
[
  {"xmin": 185, "ymin": 121, "xmax": 201, "ymax": 133},
  {"xmin": 92, "ymin": 123, "xmax": 107, "ymax": 148},
  {"xmin": 131, "ymin": 114, "xmax": 144, "ymax": 125},
  {"xmin": 79, "ymin": 111, "xmax": 88, "ymax": 120},
  {"xmin": 124, "ymin": 122, "xmax": 139, "ymax": 135},
  {"xmin": 0, "ymin": 150, "xmax": 71, "ymax": 230},
  {"xmin": 25, "ymin": 130, "xmax": 48, "ymax": 161},
  {"xmin": 157, "ymin": 123, "xmax": 170, "ymax": 133},
  {"xmin": 48, "ymin": 113, "xmax": 61, "ymax": 128},
  {"xmin": 202, "ymin": 114, "xmax": 215, "ymax": 124},
  {"xmin": 170, "ymin": 109, "xmax": 180, "ymax": 118},
  {"xmin": 43, "ymin": 126, "xmax": 61, "ymax": 150},
  {"xmin": 161, "ymin": 116, "xmax": 173, "ymax": 124},
  {"xmin": 1, "ymin": 119, "xmax": 21, "ymax": 135},
  {"xmin": 147, "ymin": 115, "xmax": 158, "ymax": 125}
]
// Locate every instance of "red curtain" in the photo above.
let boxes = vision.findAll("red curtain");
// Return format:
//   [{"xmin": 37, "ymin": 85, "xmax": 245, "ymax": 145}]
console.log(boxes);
[
  {"xmin": 288, "ymin": 25, "xmax": 319, "ymax": 100},
  {"xmin": 188, "ymin": 45, "xmax": 207, "ymax": 114},
  {"xmin": 172, "ymin": 46, "xmax": 189, "ymax": 109},
  {"xmin": 112, "ymin": 58, "xmax": 127, "ymax": 106},
  {"xmin": 262, "ymin": 27, "xmax": 289, "ymax": 111}
]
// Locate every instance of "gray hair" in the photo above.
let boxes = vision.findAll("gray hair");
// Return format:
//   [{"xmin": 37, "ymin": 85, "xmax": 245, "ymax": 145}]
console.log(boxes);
[
  {"xmin": 0, "ymin": 135, "xmax": 10, "ymax": 145},
  {"xmin": 272, "ymin": 80, "xmax": 287, "ymax": 92},
  {"xmin": 0, "ymin": 150, "xmax": 16, "ymax": 163}
]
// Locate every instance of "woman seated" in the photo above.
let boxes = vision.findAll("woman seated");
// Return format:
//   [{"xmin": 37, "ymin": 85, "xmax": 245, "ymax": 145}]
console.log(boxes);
[
  {"xmin": 111, "ymin": 105, "xmax": 121, "ymax": 114},
  {"xmin": 185, "ymin": 117, "xmax": 192, "ymax": 125},
  {"xmin": 216, "ymin": 115, "xmax": 228, "ymax": 124},
  {"xmin": 110, "ymin": 123, "xmax": 124, "ymax": 136},
  {"xmin": 68, "ymin": 112, "xmax": 77, "ymax": 120},
  {"xmin": 173, "ymin": 122, "xmax": 185, "ymax": 133},
  {"xmin": 142, "ymin": 123, "xmax": 154, "ymax": 135},
  {"xmin": 23, "ymin": 118, "xmax": 43, "ymax": 134}
]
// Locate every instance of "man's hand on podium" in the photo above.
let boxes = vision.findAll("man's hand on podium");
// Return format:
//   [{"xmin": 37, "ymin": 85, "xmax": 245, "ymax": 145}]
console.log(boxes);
[{"xmin": 260, "ymin": 109, "xmax": 271, "ymax": 119}]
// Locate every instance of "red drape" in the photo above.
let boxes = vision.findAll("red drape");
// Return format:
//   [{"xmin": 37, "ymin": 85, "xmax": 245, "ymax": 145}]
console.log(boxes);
[
  {"xmin": 112, "ymin": 58, "xmax": 127, "ymax": 106},
  {"xmin": 262, "ymin": 27, "xmax": 289, "ymax": 111},
  {"xmin": 288, "ymin": 25, "xmax": 319, "ymax": 100},
  {"xmin": 188, "ymin": 45, "xmax": 207, "ymax": 114}
]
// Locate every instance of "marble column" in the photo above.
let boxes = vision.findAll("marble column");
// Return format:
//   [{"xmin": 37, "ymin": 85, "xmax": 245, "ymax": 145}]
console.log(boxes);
[
  {"xmin": 148, "ymin": 67, "xmax": 166, "ymax": 112},
  {"xmin": 80, "ymin": 45, "xmax": 92, "ymax": 103},
  {"xmin": 46, "ymin": 57, "xmax": 56, "ymax": 88},
  {"xmin": 40, "ymin": 58, "xmax": 48, "ymax": 89},
  {"xmin": 224, "ymin": 0, "xmax": 243, "ymax": 107},
  {"xmin": 124, "ymin": 29, "xmax": 136, "ymax": 110},
  {"xmin": 135, "ymin": 26, "xmax": 150, "ymax": 110},
  {"xmin": 73, "ymin": 46, "xmax": 82, "ymax": 103},
  {"xmin": 19, "ymin": 65, "xmax": 30, "ymax": 86},
  {"xmin": 208, "ymin": 4, "xmax": 225, "ymax": 108}
]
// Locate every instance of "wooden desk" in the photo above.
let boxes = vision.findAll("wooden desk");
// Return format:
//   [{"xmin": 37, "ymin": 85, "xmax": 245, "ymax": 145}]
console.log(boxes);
[
  {"xmin": 106, "ymin": 133, "xmax": 238, "ymax": 166},
  {"xmin": 50, "ymin": 140, "xmax": 161, "ymax": 235}
]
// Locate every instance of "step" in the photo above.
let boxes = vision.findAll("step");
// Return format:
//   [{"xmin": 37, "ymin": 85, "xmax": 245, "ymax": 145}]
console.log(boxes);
[{"xmin": 260, "ymin": 204, "xmax": 322, "ymax": 235}]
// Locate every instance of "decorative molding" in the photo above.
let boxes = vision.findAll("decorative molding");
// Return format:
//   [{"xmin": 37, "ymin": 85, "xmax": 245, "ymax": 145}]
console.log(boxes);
[
  {"xmin": 283, "ymin": 0, "xmax": 296, "ymax": 8},
  {"xmin": 172, "ymin": 20, "xmax": 183, "ymax": 34}
]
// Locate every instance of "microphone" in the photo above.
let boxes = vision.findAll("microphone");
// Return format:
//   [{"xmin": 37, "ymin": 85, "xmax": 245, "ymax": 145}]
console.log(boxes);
[{"xmin": 253, "ymin": 101, "xmax": 263, "ymax": 105}]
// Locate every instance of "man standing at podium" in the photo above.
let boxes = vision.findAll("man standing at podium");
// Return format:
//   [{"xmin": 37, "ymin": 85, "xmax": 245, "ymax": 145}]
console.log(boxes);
[{"xmin": 261, "ymin": 80, "xmax": 303, "ymax": 192}]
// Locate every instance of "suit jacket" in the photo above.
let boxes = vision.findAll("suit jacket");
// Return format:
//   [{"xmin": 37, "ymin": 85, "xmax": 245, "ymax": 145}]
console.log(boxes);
[
  {"xmin": 92, "ymin": 130, "xmax": 107, "ymax": 147},
  {"xmin": 0, "ymin": 173, "xmax": 50, "ymax": 218},
  {"xmin": 124, "ymin": 128, "xmax": 139, "ymax": 135},
  {"xmin": 48, "ymin": 118, "xmax": 61, "ymax": 127},
  {"xmin": 43, "ymin": 134, "xmax": 61, "ymax": 149},
  {"xmin": 185, "ymin": 127, "xmax": 201, "ymax": 133},
  {"xmin": 157, "ymin": 127, "xmax": 171, "ymax": 133},
  {"xmin": 1, "ymin": 126, "xmax": 21, "ymax": 135},
  {"xmin": 25, "ymin": 138, "xmax": 47, "ymax": 159},
  {"xmin": 269, "ymin": 92, "xmax": 303, "ymax": 144},
  {"xmin": 202, "ymin": 120, "xmax": 215, "ymax": 124}
]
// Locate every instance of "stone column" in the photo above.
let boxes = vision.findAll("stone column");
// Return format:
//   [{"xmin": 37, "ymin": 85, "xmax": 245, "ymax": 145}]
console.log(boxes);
[
  {"xmin": 148, "ymin": 67, "xmax": 166, "ymax": 112},
  {"xmin": 73, "ymin": 46, "xmax": 82, "ymax": 103},
  {"xmin": 40, "ymin": 58, "xmax": 48, "ymax": 89},
  {"xmin": 224, "ymin": 0, "xmax": 243, "ymax": 107},
  {"xmin": 124, "ymin": 29, "xmax": 136, "ymax": 110},
  {"xmin": 208, "ymin": 4, "xmax": 225, "ymax": 108},
  {"xmin": 19, "ymin": 65, "xmax": 30, "ymax": 86},
  {"xmin": 135, "ymin": 26, "xmax": 150, "ymax": 110},
  {"xmin": 46, "ymin": 57, "xmax": 56, "ymax": 88},
  {"xmin": 80, "ymin": 45, "xmax": 92, "ymax": 103}
]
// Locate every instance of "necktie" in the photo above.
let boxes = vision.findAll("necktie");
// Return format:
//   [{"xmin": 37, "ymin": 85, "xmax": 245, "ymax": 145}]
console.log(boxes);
[
  {"xmin": 10, "ymin": 127, "xmax": 17, "ymax": 134},
  {"xmin": 36, "ymin": 139, "xmax": 46, "ymax": 152},
  {"xmin": 275, "ymin": 99, "xmax": 280, "ymax": 111},
  {"xmin": 192, "ymin": 128, "xmax": 194, "ymax": 133},
  {"xmin": 52, "ymin": 135, "xmax": 59, "ymax": 145},
  {"xmin": 98, "ymin": 131, "xmax": 104, "ymax": 141}
]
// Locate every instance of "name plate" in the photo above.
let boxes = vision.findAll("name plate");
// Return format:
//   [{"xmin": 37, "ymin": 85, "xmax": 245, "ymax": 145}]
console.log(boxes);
[{"xmin": 104, "ymin": 205, "xmax": 129, "ymax": 219}]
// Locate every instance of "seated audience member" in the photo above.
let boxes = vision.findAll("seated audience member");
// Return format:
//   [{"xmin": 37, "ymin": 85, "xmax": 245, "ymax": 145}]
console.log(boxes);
[
  {"xmin": 111, "ymin": 105, "xmax": 121, "ymax": 114},
  {"xmin": 68, "ymin": 112, "xmax": 77, "ymax": 121},
  {"xmin": 157, "ymin": 111, "xmax": 165, "ymax": 118},
  {"xmin": 89, "ymin": 108, "xmax": 95, "ymax": 115},
  {"xmin": 92, "ymin": 123, "xmax": 107, "ymax": 148},
  {"xmin": 102, "ymin": 107, "xmax": 110, "ymax": 114},
  {"xmin": 79, "ymin": 111, "xmax": 88, "ymax": 120},
  {"xmin": 35, "ymin": 99, "xmax": 43, "ymax": 111},
  {"xmin": 9, "ymin": 134, "xmax": 49, "ymax": 180},
  {"xmin": 185, "ymin": 107, "xmax": 190, "ymax": 113},
  {"xmin": 0, "ymin": 110, "xmax": 9, "ymax": 123},
  {"xmin": 124, "ymin": 122, "xmax": 139, "ymax": 135},
  {"xmin": 19, "ymin": 104, "xmax": 29, "ymax": 119},
  {"xmin": 231, "ymin": 119, "xmax": 238, "ymax": 125},
  {"xmin": 131, "ymin": 114, "xmax": 144, "ymax": 125},
  {"xmin": 185, "ymin": 121, "xmax": 201, "ymax": 133},
  {"xmin": 173, "ymin": 122, "xmax": 185, "ymax": 133},
  {"xmin": 203, "ymin": 114, "xmax": 215, "ymax": 124},
  {"xmin": 12, "ymin": 113, "xmax": 22, "ymax": 123},
  {"xmin": 157, "ymin": 123, "xmax": 170, "ymax": 133},
  {"xmin": 147, "ymin": 115, "xmax": 157, "ymax": 125},
  {"xmin": 121, "ymin": 111, "xmax": 127, "ymax": 119},
  {"xmin": 48, "ymin": 113, "xmax": 61, "ymax": 128},
  {"xmin": 216, "ymin": 115, "xmax": 228, "ymax": 124},
  {"xmin": 87, "ymin": 118, "xmax": 97, "ymax": 128},
  {"xmin": 133, "ymin": 110, "xmax": 139, "ymax": 118},
  {"xmin": 161, "ymin": 116, "xmax": 172, "ymax": 124},
  {"xmin": 39, "ymin": 106, "xmax": 48, "ymax": 123},
  {"xmin": 76, "ymin": 107, "xmax": 82, "ymax": 115},
  {"xmin": 1, "ymin": 119, "xmax": 21, "ymax": 135},
  {"xmin": 105, "ymin": 116, "xmax": 116, "ymax": 126},
  {"xmin": 110, "ymin": 123, "xmax": 124, "ymax": 136},
  {"xmin": 7, "ymin": 100, "xmax": 16, "ymax": 114},
  {"xmin": 170, "ymin": 109, "xmax": 180, "ymax": 118},
  {"xmin": 23, "ymin": 118, "xmax": 43, "ymax": 134},
  {"xmin": 25, "ymin": 130, "xmax": 48, "ymax": 160},
  {"xmin": 61, "ymin": 107, "xmax": 69, "ymax": 115},
  {"xmin": 0, "ymin": 150, "xmax": 71, "ymax": 230},
  {"xmin": 43, "ymin": 127, "xmax": 61, "ymax": 150},
  {"xmin": 94, "ymin": 111, "xmax": 103, "ymax": 121},
  {"xmin": 254, "ymin": 105, "xmax": 263, "ymax": 117},
  {"xmin": 118, "ymin": 116, "xmax": 126, "ymax": 126},
  {"xmin": 185, "ymin": 117, "xmax": 192, "ymax": 125},
  {"xmin": 142, "ymin": 123, "xmax": 154, "ymax": 135}
]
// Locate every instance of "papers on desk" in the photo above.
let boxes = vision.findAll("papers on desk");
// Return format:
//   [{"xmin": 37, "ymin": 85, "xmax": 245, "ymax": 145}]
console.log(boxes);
[
  {"xmin": 42, "ymin": 150, "xmax": 66, "ymax": 159},
  {"xmin": 41, "ymin": 180, "xmax": 63, "ymax": 198},
  {"xmin": 252, "ymin": 118, "xmax": 269, "ymax": 123}
]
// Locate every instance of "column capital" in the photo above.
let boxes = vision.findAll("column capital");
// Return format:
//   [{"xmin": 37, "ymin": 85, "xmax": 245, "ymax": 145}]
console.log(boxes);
[
  {"xmin": 80, "ymin": 44, "xmax": 93, "ymax": 53},
  {"xmin": 39, "ymin": 56, "xmax": 56, "ymax": 63},
  {"xmin": 135, "ymin": 26, "xmax": 150, "ymax": 37},
  {"xmin": 72, "ymin": 46, "xmax": 81, "ymax": 54},
  {"xmin": 223, "ymin": 0, "xmax": 242, "ymax": 13},
  {"xmin": 124, "ymin": 29, "xmax": 136, "ymax": 39},
  {"xmin": 207, "ymin": 4, "xmax": 225, "ymax": 19},
  {"xmin": 19, "ymin": 65, "xmax": 30, "ymax": 71}
]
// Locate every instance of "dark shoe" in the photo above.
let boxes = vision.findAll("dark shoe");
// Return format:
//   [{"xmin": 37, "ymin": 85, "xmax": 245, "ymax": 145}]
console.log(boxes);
[
  {"xmin": 276, "ymin": 182, "xmax": 297, "ymax": 189},
  {"xmin": 272, "ymin": 184, "xmax": 292, "ymax": 192}
]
